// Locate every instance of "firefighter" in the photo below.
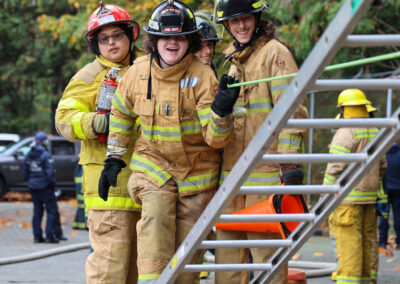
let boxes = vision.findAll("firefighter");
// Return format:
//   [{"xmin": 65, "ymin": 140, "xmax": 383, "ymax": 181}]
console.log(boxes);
[
  {"xmin": 55, "ymin": 3, "xmax": 141, "ymax": 283},
  {"xmin": 324, "ymin": 89, "xmax": 387, "ymax": 284},
  {"xmin": 99, "ymin": 1, "xmax": 237, "ymax": 283},
  {"xmin": 194, "ymin": 15, "xmax": 220, "ymax": 75},
  {"xmin": 213, "ymin": 0, "xmax": 309, "ymax": 283}
]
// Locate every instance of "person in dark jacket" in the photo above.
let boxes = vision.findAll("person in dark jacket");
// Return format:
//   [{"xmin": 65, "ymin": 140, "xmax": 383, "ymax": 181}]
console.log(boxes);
[
  {"xmin": 379, "ymin": 143, "xmax": 400, "ymax": 249},
  {"xmin": 22, "ymin": 132, "xmax": 59, "ymax": 243}
]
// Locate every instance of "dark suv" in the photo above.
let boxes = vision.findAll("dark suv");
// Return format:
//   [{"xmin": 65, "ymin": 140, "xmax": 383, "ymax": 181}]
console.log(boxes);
[{"xmin": 0, "ymin": 136, "xmax": 80, "ymax": 197}]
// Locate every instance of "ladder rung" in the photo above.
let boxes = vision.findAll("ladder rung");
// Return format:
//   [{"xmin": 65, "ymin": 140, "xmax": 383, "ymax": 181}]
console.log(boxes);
[
  {"xmin": 183, "ymin": 263, "xmax": 271, "ymax": 272},
  {"xmin": 286, "ymin": 118, "xmax": 397, "ymax": 128},
  {"xmin": 313, "ymin": 79, "xmax": 400, "ymax": 91},
  {"xmin": 218, "ymin": 213, "xmax": 314, "ymax": 223},
  {"xmin": 344, "ymin": 34, "xmax": 400, "ymax": 47},
  {"xmin": 260, "ymin": 153, "xmax": 367, "ymax": 163},
  {"xmin": 200, "ymin": 240, "xmax": 292, "ymax": 249},
  {"xmin": 240, "ymin": 185, "xmax": 339, "ymax": 195}
]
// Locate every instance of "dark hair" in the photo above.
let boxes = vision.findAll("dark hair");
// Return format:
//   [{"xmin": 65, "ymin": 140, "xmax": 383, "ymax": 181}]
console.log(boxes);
[
  {"xmin": 143, "ymin": 33, "xmax": 202, "ymax": 55},
  {"xmin": 257, "ymin": 20, "xmax": 277, "ymax": 43},
  {"xmin": 87, "ymin": 24, "xmax": 137, "ymax": 64}
]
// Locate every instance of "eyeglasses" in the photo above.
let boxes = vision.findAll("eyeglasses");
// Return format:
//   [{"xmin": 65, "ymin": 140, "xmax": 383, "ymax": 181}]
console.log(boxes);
[{"xmin": 97, "ymin": 31, "xmax": 126, "ymax": 45}]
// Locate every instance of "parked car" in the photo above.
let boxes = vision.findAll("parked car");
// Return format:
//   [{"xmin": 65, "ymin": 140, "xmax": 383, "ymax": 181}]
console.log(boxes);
[
  {"xmin": 0, "ymin": 133, "xmax": 21, "ymax": 152},
  {"xmin": 0, "ymin": 136, "xmax": 80, "ymax": 197}
]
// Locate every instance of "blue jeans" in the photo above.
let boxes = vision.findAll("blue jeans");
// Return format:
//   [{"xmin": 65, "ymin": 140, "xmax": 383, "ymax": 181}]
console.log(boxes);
[
  {"xmin": 378, "ymin": 192, "xmax": 400, "ymax": 247},
  {"xmin": 30, "ymin": 187, "xmax": 58, "ymax": 239}
]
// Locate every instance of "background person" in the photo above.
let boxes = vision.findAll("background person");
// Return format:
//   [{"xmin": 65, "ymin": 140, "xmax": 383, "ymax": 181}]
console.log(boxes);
[
  {"xmin": 213, "ymin": 0, "xmax": 309, "ymax": 283},
  {"xmin": 324, "ymin": 89, "xmax": 387, "ymax": 284},
  {"xmin": 379, "ymin": 143, "xmax": 400, "ymax": 250},
  {"xmin": 22, "ymin": 132, "xmax": 59, "ymax": 244},
  {"xmin": 55, "ymin": 3, "xmax": 141, "ymax": 283}
]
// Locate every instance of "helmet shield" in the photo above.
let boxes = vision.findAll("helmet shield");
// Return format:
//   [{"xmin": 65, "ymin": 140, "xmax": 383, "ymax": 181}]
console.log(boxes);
[{"xmin": 144, "ymin": 0, "xmax": 200, "ymax": 36}]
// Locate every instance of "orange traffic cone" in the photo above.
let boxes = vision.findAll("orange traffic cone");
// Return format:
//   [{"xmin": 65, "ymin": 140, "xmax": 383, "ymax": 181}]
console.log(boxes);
[{"xmin": 215, "ymin": 194, "xmax": 308, "ymax": 239}]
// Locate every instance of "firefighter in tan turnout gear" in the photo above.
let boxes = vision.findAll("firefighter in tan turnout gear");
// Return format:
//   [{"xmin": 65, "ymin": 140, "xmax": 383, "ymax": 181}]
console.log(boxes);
[
  {"xmin": 324, "ymin": 89, "xmax": 387, "ymax": 284},
  {"xmin": 55, "ymin": 3, "xmax": 141, "ymax": 283},
  {"xmin": 99, "ymin": 1, "xmax": 238, "ymax": 283},
  {"xmin": 213, "ymin": 0, "xmax": 309, "ymax": 283}
]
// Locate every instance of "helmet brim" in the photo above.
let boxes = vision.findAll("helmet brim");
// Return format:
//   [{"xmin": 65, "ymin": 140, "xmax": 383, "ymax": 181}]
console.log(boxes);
[
  {"xmin": 143, "ymin": 26, "xmax": 201, "ymax": 37},
  {"xmin": 86, "ymin": 20, "xmax": 140, "ymax": 41}
]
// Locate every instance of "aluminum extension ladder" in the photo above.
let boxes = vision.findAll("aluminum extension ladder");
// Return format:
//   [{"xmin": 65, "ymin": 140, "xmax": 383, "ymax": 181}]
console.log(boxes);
[{"xmin": 158, "ymin": 0, "xmax": 400, "ymax": 283}]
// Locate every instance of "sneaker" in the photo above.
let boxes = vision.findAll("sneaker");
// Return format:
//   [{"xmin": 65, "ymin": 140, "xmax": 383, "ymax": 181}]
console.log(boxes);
[
  {"xmin": 45, "ymin": 237, "xmax": 59, "ymax": 244},
  {"xmin": 34, "ymin": 237, "xmax": 45, "ymax": 243}
]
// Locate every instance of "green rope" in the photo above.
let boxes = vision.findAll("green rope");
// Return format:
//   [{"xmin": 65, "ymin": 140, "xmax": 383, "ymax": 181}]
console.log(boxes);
[{"xmin": 228, "ymin": 51, "xmax": 400, "ymax": 88}]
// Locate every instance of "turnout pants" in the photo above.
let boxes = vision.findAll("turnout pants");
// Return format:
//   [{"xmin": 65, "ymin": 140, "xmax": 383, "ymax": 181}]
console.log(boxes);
[
  {"xmin": 329, "ymin": 203, "xmax": 375, "ymax": 284},
  {"xmin": 86, "ymin": 209, "xmax": 140, "ymax": 284},
  {"xmin": 128, "ymin": 172, "xmax": 215, "ymax": 284},
  {"xmin": 215, "ymin": 194, "xmax": 288, "ymax": 284}
]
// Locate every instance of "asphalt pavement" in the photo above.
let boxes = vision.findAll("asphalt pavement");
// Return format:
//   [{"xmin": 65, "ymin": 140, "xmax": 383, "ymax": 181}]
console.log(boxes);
[{"xmin": 1, "ymin": 200, "xmax": 399, "ymax": 284}]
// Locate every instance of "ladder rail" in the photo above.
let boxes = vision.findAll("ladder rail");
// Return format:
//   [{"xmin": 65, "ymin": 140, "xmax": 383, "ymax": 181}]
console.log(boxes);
[
  {"xmin": 344, "ymin": 34, "xmax": 400, "ymax": 47},
  {"xmin": 313, "ymin": 78, "xmax": 400, "ymax": 91},
  {"xmin": 157, "ymin": 0, "xmax": 384, "ymax": 282}
]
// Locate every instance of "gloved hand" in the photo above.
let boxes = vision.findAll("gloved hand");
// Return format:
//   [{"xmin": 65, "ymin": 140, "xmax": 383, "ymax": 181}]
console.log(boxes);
[
  {"xmin": 211, "ymin": 74, "xmax": 240, "ymax": 117},
  {"xmin": 98, "ymin": 157, "xmax": 126, "ymax": 201},
  {"xmin": 281, "ymin": 164, "xmax": 303, "ymax": 185},
  {"xmin": 93, "ymin": 112, "xmax": 110, "ymax": 134},
  {"xmin": 376, "ymin": 200, "xmax": 389, "ymax": 219}
]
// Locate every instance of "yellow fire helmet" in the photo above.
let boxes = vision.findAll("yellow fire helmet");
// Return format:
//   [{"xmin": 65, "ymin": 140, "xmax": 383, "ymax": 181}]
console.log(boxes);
[{"xmin": 337, "ymin": 89, "xmax": 370, "ymax": 107}]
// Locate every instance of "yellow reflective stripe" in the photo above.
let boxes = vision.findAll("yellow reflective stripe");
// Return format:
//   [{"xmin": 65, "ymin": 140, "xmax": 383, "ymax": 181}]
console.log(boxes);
[
  {"xmin": 177, "ymin": 171, "xmax": 219, "ymax": 193},
  {"xmin": 130, "ymin": 154, "xmax": 171, "ymax": 185},
  {"xmin": 85, "ymin": 196, "xmax": 141, "ymax": 210},
  {"xmin": 247, "ymin": 97, "xmax": 273, "ymax": 114},
  {"xmin": 198, "ymin": 108, "xmax": 211, "ymax": 127},
  {"xmin": 112, "ymin": 90, "xmax": 133, "ymax": 115},
  {"xmin": 329, "ymin": 144, "xmax": 351, "ymax": 154},
  {"xmin": 209, "ymin": 117, "xmax": 233, "ymax": 137},
  {"xmin": 252, "ymin": 0, "xmax": 263, "ymax": 9},
  {"xmin": 277, "ymin": 133, "xmax": 302, "ymax": 151},
  {"xmin": 141, "ymin": 124, "xmax": 181, "ymax": 141},
  {"xmin": 58, "ymin": 98, "xmax": 90, "ymax": 112},
  {"xmin": 76, "ymin": 194, "xmax": 84, "ymax": 201},
  {"xmin": 186, "ymin": 8, "xmax": 194, "ymax": 19},
  {"xmin": 74, "ymin": 176, "xmax": 83, "ymax": 183},
  {"xmin": 72, "ymin": 222, "xmax": 86, "ymax": 229},
  {"xmin": 323, "ymin": 173, "xmax": 337, "ymax": 185},
  {"xmin": 180, "ymin": 120, "xmax": 202, "ymax": 135},
  {"xmin": 354, "ymin": 128, "xmax": 378, "ymax": 141},
  {"xmin": 344, "ymin": 190, "xmax": 378, "ymax": 202},
  {"xmin": 271, "ymin": 78, "xmax": 290, "ymax": 99},
  {"xmin": 220, "ymin": 170, "xmax": 281, "ymax": 186},
  {"xmin": 109, "ymin": 115, "xmax": 134, "ymax": 135},
  {"xmin": 71, "ymin": 112, "xmax": 86, "ymax": 139},
  {"xmin": 138, "ymin": 274, "xmax": 159, "ymax": 283},
  {"xmin": 370, "ymin": 270, "xmax": 377, "ymax": 280},
  {"xmin": 337, "ymin": 274, "xmax": 363, "ymax": 283}
]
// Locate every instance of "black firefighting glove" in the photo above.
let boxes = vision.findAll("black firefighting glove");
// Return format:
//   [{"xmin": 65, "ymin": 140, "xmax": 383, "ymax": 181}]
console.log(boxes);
[
  {"xmin": 211, "ymin": 74, "xmax": 240, "ymax": 117},
  {"xmin": 98, "ymin": 157, "xmax": 126, "ymax": 201},
  {"xmin": 281, "ymin": 164, "xmax": 303, "ymax": 185}
]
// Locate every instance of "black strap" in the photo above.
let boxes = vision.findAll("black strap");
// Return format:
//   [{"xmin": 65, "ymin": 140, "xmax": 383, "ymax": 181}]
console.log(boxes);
[{"xmin": 147, "ymin": 53, "xmax": 155, "ymax": 100}]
